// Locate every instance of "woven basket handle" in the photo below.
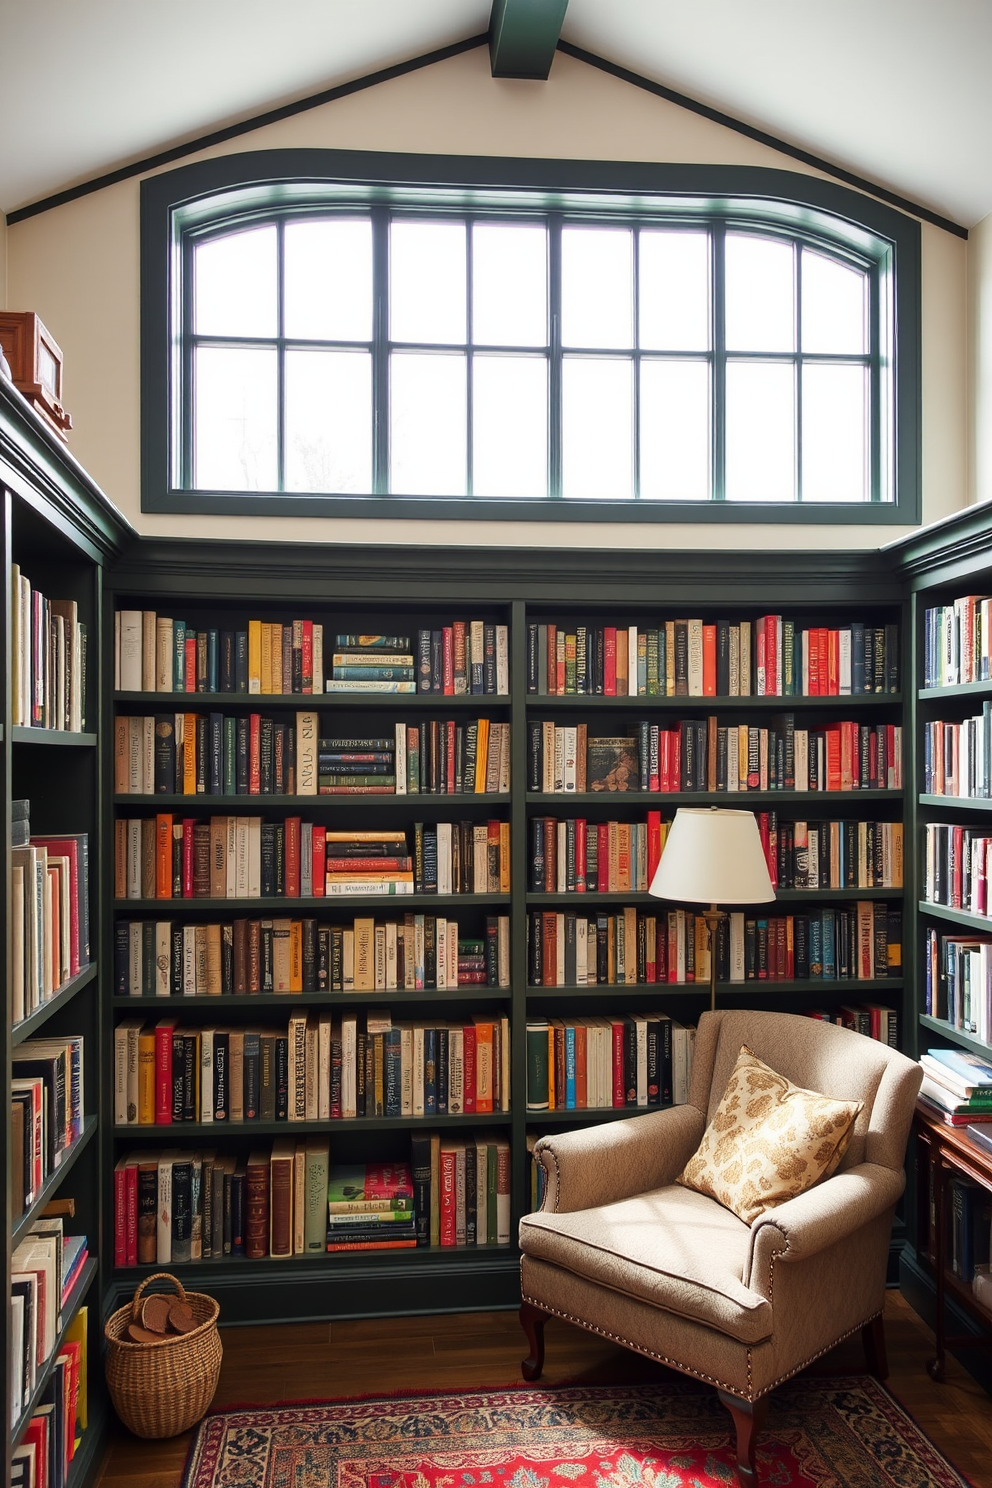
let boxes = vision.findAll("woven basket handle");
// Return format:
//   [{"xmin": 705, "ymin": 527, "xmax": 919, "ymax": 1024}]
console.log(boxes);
[{"xmin": 129, "ymin": 1271, "xmax": 189, "ymax": 1321}]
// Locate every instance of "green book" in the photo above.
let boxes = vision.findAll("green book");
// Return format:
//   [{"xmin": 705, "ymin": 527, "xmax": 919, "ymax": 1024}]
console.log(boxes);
[{"xmin": 304, "ymin": 1138, "xmax": 331, "ymax": 1253}]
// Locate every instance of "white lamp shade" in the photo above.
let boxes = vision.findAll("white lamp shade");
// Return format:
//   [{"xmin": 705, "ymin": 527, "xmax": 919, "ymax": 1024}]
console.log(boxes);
[{"xmin": 649, "ymin": 807, "xmax": 775, "ymax": 906}]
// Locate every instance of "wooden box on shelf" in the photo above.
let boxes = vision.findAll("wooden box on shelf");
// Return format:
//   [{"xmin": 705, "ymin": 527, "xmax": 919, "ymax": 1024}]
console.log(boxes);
[{"xmin": 0, "ymin": 311, "xmax": 73, "ymax": 440}]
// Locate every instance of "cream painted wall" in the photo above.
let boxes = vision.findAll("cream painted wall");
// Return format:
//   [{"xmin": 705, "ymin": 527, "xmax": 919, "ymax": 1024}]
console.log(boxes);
[
  {"xmin": 5, "ymin": 44, "xmax": 969, "ymax": 548},
  {"xmin": 969, "ymin": 212, "xmax": 992, "ymax": 509},
  {"xmin": 0, "ymin": 212, "xmax": 6, "ymax": 309}
]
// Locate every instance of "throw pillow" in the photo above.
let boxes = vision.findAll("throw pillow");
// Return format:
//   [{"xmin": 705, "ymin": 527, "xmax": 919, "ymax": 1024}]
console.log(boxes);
[{"xmin": 678, "ymin": 1045, "xmax": 862, "ymax": 1225}]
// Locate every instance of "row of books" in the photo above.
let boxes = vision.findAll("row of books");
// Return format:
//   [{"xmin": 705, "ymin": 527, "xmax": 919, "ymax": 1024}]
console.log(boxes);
[
  {"xmin": 809, "ymin": 1004, "xmax": 900, "ymax": 1044},
  {"xmin": 918, "ymin": 1046, "xmax": 992, "ymax": 1128},
  {"xmin": 114, "ymin": 714, "xmax": 511, "ymax": 797},
  {"xmin": 527, "ymin": 904, "xmax": 902, "ymax": 985},
  {"xmin": 113, "ymin": 1144, "xmax": 512, "ymax": 1267},
  {"xmin": 922, "ymin": 710, "xmax": 992, "ymax": 798},
  {"xmin": 527, "ymin": 618, "xmax": 899, "ymax": 697},
  {"xmin": 114, "ymin": 915, "xmax": 511, "ymax": 996},
  {"xmin": 922, "ymin": 823, "xmax": 992, "ymax": 916},
  {"xmin": 113, "ymin": 1010, "xmax": 511, "ymax": 1126},
  {"xmin": 948, "ymin": 1177, "xmax": 991, "ymax": 1286},
  {"xmin": 11, "ymin": 1220, "xmax": 87, "ymax": 1487},
  {"xmin": 11, "ymin": 1306, "xmax": 87, "ymax": 1488},
  {"xmin": 528, "ymin": 720, "xmax": 903, "ymax": 794},
  {"xmin": 10, "ymin": 565, "xmax": 87, "ymax": 731},
  {"xmin": 923, "ymin": 598, "xmax": 992, "ymax": 689},
  {"xmin": 525, "ymin": 1013, "xmax": 695, "ymax": 1111},
  {"xmin": 12, "ymin": 1037, "xmax": 85, "ymax": 1210},
  {"xmin": 113, "ymin": 818, "xmax": 511, "ymax": 900},
  {"xmin": 527, "ymin": 814, "xmax": 904, "ymax": 894},
  {"xmin": 115, "ymin": 614, "xmax": 512, "ymax": 696},
  {"xmin": 11, "ymin": 826, "xmax": 90, "ymax": 1025},
  {"xmin": 924, "ymin": 929, "xmax": 992, "ymax": 1044}
]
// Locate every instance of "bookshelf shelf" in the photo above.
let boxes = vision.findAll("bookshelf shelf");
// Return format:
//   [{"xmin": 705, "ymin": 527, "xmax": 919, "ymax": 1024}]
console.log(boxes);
[
  {"xmin": 113, "ymin": 793, "xmax": 511, "ymax": 809},
  {"xmin": 114, "ymin": 692, "xmax": 510, "ymax": 710},
  {"xmin": 111, "ymin": 989, "xmax": 509, "ymax": 1008},
  {"xmin": 918, "ymin": 1014, "xmax": 992, "ymax": 1061},
  {"xmin": 10, "ymin": 726, "xmax": 98, "ymax": 747},
  {"xmin": 525, "ymin": 888, "xmax": 903, "ymax": 905},
  {"xmin": 917, "ymin": 900, "xmax": 992, "ymax": 933},
  {"xmin": 112, "ymin": 1241, "xmax": 516, "ymax": 1276},
  {"xmin": 527, "ymin": 692, "xmax": 902, "ymax": 711},
  {"xmin": 115, "ymin": 894, "xmax": 511, "ymax": 910},
  {"xmin": 528, "ymin": 978, "xmax": 904, "ymax": 999},
  {"xmin": 919, "ymin": 794, "xmax": 992, "ymax": 812},
  {"xmin": 114, "ymin": 1112, "xmax": 513, "ymax": 1140},
  {"xmin": 918, "ymin": 681, "xmax": 992, "ymax": 702},
  {"xmin": 12, "ymin": 1117, "xmax": 99, "ymax": 1247},
  {"xmin": 11, "ymin": 964, "xmax": 98, "ymax": 1046},
  {"xmin": 10, "ymin": 1256, "xmax": 98, "ymax": 1453},
  {"xmin": 524, "ymin": 790, "xmax": 903, "ymax": 806}
]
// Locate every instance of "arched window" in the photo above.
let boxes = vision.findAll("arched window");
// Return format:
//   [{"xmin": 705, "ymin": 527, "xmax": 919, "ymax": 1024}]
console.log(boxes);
[{"xmin": 142, "ymin": 152, "xmax": 920, "ymax": 524}]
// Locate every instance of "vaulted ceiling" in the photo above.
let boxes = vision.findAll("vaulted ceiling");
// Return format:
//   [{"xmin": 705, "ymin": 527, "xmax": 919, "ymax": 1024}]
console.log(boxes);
[{"xmin": 2, "ymin": 0, "xmax": 989, "ymax": 228}]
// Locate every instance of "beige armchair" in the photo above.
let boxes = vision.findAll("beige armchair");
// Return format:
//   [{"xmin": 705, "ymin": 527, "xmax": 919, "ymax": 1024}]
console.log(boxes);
[{"xmin": 518, "ymin": 1009, "xmax": 923, "ymax": 1487}]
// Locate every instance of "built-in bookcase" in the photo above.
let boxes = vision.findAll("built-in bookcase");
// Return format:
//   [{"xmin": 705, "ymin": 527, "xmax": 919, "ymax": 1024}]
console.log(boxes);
[{"xmin": 1, "ymin": 381, "xmax": 128, "ymax": 1488}]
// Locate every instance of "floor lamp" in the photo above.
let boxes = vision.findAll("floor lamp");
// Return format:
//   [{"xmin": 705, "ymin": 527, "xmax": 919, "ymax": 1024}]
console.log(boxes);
[{"xmin": 648, "ymin": 807, "xmax": 776, "ymax": 1012}]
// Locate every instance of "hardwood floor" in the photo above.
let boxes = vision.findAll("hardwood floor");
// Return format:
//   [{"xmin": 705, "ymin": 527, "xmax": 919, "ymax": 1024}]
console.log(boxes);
[{"xmin": 96, "ymin": 1290, "xmax": 992, "ymax": 1488}]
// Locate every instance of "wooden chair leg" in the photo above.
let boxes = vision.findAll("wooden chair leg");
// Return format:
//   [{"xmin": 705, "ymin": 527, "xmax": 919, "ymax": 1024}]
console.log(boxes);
[
  {"xmin": 717, "ymin": 1390, "xmax": 768, "ymax": 1488},
  {"xmin": 519, "ymin": 1302, "xmax": 549, "ymax": 1381},
  {"xmin": 862, "ymin": 1314, "xmax": 889, "ymax": 1380}
]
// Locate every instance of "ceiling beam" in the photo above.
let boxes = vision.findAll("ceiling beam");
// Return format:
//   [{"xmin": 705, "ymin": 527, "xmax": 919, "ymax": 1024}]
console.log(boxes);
[{"xmin": 489, "ymin": 0, "xmax": 569, "ymax": 79}]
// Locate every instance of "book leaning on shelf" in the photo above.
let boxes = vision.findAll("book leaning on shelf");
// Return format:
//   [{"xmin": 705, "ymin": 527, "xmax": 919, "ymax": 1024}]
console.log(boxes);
[
  {"xmin": 529, "ymin": 717, "xmax": 902, "ymax": 794},
  {"xmin": 528, "ymin": 903, "xmax": 901, "ymax": 986},
  {"xmin": 116, "ymin": 914, "xmax": 511, "ymax": 995},
  {"xmin": 11, "ymin": 1037, "xmax": 85, "ymax": 1209},
  {"xmin": 10, "ymin": 564, "xmax": 87, "ymax": 730},
  {"xmin": 11, "ymin": 816, "xmax": 90, "ymax": 1024},
  {"xmin": 527, "ymin": 617, "xmax": 898, "ymax": 697},
  {"xmin": 113, "ymin": 1009, "xmax": 510, "ymax": 1126},
  {"xmin": 526, "ymin": 1013, "xmax": 695, "ymax": 1111},
  {"xmin": 114, "ymin": 819, "xmax": 510, "ymax": 900},
  {"xmin": 924, "ymin": 597, "xmax": 992, "ymax": 687},
  {"xmin": 917, "ymin": 1047, "xmax": 992, "ymax": 1128},
  {"xmin": 10, "ymin": 1214, "xmax": 88, "ymax": 1421},
  {"xmin": 116, "ymin": 612, "xmax": 325, "ymax": 694},
  {"xmin": 924, "ymin": 928, "xmax": 992, "ymax": 1043},
  {"xmin": 924, "ymin": 708, "xmax": 992, "ymax": 797},
  {"xmin": 923, "ymin": 823, "xmax": 992, "ymax": 919}
]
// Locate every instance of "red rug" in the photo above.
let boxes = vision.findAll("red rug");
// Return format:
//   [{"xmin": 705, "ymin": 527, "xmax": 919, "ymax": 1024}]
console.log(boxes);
[{"xmin": 182, "ymin": 1377, "xmax": 971, "ymax": 1487}]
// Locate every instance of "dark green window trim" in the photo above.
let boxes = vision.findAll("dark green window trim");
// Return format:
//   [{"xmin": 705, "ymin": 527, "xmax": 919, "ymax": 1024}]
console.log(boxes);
[{"xmin": 140, "ymin": 149, "xmax": 922, "ymax": 525}]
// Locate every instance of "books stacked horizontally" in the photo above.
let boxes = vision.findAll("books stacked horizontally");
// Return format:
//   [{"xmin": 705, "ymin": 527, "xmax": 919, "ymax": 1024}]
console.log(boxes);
[
  {"xmin": 11, "ymin": 565, "xmax": 88, "ymax": 731},
  {"xmin": 326, "ymin": 1163, "xmax": 416, "ymax": 1251},
  {"xmin": 327, "ymin": 635, "xmax": 415, "ymax": 694},
  {"xmin": 319, "ymin": 734, "xmax": 396, "ymax": 793},
  {"xmin": 326, "ymin": 829, "xmax": 412, "ymax": 895},
  {"xmin": 919, "ymin": 1047, "xmax": 992, "ymax": 1126}
]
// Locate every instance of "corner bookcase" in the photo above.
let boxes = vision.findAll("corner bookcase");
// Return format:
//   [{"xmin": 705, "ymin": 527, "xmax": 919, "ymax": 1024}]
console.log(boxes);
[
  {"xmin": 1, "ymin": 381, "xmax": 129, "ymax": 1488},
  {"xmin": 103, "ymin": 541, "xmax": 909, "ymax": 1324}
]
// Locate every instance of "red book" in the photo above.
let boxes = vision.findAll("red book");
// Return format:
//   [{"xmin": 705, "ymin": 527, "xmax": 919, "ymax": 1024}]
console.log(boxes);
[
  {"xmin": 702, "ymin": 624, "xmax": 717, "ymax": 696},
  {"xmin": 647, "ymin": 810, "xmax": 663, "ymax": 883},
  {"xmin": 285, "ymin": 817, "xmax": 301, "ymax": 898},
  {"xmin": 447, "ymin": 719, "xmax": 457, "ymax": 794},
  {"xmin": 185, "ymin": 635, "xmax": 197, "ymax": 693},
  {"xmin": 546, "ymin": 625, "xmax": 557, "ymax": 695},
  {"xmin": 311, "ymin": 825, "xmax": 326, "ymax": 896},
  {"xmin": 575, "ymin": 818, "xmax": 587, "ymax": 892},
  {"xmin": 611, "ymin": 1019, "xmax": 626, "ymax": 1107},
  {"xmin": 325, "ymin": 857, "xmax": 411, "ymax": 872},
  {"xmin": 326, "ymin": 1239, "xmax": 418, "ymax": 1251},
  {"xmin": 114, "ymin": 1157, "xmax": 127, "ymax": 1266},
  {"xmin": 825, "ymin": 728, "xmax": 841, "ymax": 791},
  {"xmin": 249, "ymin": 714, "xmax": 261, "ymax": 794},
  {"xmin": 442, "ymin": 626, "xmax": 454, "ymax": 695},
  {"xmin": 439, "ymin": 1145, "xmax": 457, "ymax": 1246},
  {"xmin": 667, "ymin": 913, "xmax": 679, "ymax": 983},
  {"xmin": 155, "ymin": 1020, "xmax": 176, "ymax": 1124},
  {"xmin": 182, "ymin": 819, "xmax": 195, "ymax": 898},
  {"xmin": 604, "ymin": 628, "xmax": 617, "ymax": 695},
  {"xmin": 542, "ymin": 911, "xmax": 557, "ymax": 986},
  {"xmin": 302, "ymin": 620, "xmax": 313, "ymax": 694},
  {"xmin": 756, "ymin": 625, "xmax": 767, "ymax": 695},
  {"xmin": 597, "ymin": 823, "xmax": 609, "ymax": 893},
  {"xmin": 23, "ymin": 1416, "xmax": 49, "ymax": 1488},
  {"xmin": 827, "ymin": 630, "xmax": 839, "ymax": 695},
  {"xmin": 764, "ymin": 616, "xmax": 778, "ymax": 696},
  {"xmin": 462, "ymin": 1025, "xmax": 477, "ymax": 1113},
  {"xmin": 156, "ymin": 814, "xmax": 173, "ymax": 899},
  {"xmin": 126, "ymin": 1159, "xmax": 138, "ymax": 1266}
]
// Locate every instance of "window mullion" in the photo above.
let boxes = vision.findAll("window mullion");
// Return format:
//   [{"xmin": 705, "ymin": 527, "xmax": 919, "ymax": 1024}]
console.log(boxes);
[
  {"xmin": 276, "ymin": 219, "xmax": 286, "ymax": 494},
  {"xmin": 712, "ymin": 223, "xmax": 726, "ymax": 501},
  {"xmin": 372, "ymin": 207, "xmax": 389, "ymax": 496},
  {"xmin": 181, "ymin": 234, "xmax": 196, "ymax": 490},
  {"xmin": 795, "ymin": 242, "xmax": 802, "ymax": 503},
  {"xmin": 870, "ymin": 259, "xmax": 882, "ymax": 503},
  {"xmin": 548, "ymin": 214, "xmax": 562, "ymax": 499},
  {"xmin": 466, "ymin": 219, "xmax": 474, "ymax": 499},
  {"xmin": 633, "ymin": 227, "xmax": 641, "ymax": 500}
]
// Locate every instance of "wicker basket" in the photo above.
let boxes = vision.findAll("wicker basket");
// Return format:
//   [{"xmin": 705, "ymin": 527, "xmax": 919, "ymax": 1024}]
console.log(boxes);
[{"xmin": 104, "ymin": 1273, "xmax": 222, "ymax": 1438}]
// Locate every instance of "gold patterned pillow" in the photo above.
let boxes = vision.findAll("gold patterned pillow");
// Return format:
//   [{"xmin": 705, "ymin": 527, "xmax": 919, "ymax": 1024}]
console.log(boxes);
[{"xmin": 678, "ymin": 1045, "xmax": 862, "ymax": 1225}]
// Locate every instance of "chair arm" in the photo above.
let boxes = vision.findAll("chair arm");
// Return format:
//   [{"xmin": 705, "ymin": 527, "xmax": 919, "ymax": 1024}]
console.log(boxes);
[
  {"xmin": 744, "ymin": 1163, "xmax": 905, "ymax": 1297},
  {"xmin": 532, "ymin": 1103, "xmax": 706, "ymax": 1214}
]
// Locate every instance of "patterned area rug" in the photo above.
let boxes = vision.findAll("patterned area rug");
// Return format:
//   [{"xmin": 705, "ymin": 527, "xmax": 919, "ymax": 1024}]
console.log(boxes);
[{"xmin": 182, "ymin": 1377, "xmax": 971, "ymax": 1488}]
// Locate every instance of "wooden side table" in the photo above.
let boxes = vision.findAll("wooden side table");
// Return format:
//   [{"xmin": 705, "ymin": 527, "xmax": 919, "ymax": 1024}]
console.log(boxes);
[{"xmin": 914, "ymin": 1101, "xmax": 992, "ymax": 1380}]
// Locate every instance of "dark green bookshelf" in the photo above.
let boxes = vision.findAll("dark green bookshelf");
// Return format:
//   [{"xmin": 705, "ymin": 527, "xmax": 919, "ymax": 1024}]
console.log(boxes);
[
  {"xmin": 115, "ymin": 1112, "xmax": 513, "ymax": 1139},
  {"xmin": 116, "ymin": 893, "xmax": 510, "ymax": 910},
  {"xmin": 11, "ymin": 726, "xmax": 99, "ymax": 746},
  {"xmin": 114, "ymin": 691, "xmax": 509, "ymax": 710},
  {"xmin": 525, "ymin": 790, "xmax": 903, "ymax": 806},
  {"xmin": 113, "ymin": 793, "xmax": 510, "ymax": 808},
  {"xmin": 12, "ymin": 964, "xmax": 98, "ymax": 1045},
  {"xmin": 527, "ymin": 692, "xmax": 902, "ymax": 710}
]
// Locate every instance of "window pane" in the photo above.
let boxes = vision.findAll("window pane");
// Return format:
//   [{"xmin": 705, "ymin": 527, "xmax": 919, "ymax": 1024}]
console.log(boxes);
[
  {"xmin": 640, "ymin": 360, "xmax": 710, "ymax": 500},
  {"xmin": 725, "ymin": 361, "xmax": 795, "ymax": 501},
  {"xmin": 194, "ymin": 227, "xmax": 277, "ymax": 338},
  {"xmin": 639, "ymin": 231, "xmax": 709, "ymax": 351},
  {"xmin": 390, "ymin": 221, "xmax": 466, "ymax": 344},
  {"xmin": 472, "ymin": 355, "xmax": 547, "ymax": 498},
  {"xmin": 802, "ymin": 363, "xmax": 868, "ymax": 501},
  {"xmin": 801, "ymin": 249, "xmax": 868, "ymax": 354},
  {"xmin": 562, "ymin": 228, "xmax": 633, "ymax": 348},
  {"xmin": 284, "ymin": 349, "xmax": 372, "ymax": 494},
  {"xmin": 725, "ymin": 234, "xmax": 794, "ymax": 352},
  {"xmin": 562, "ymin": 358, "xmax": 633, "ymax": 498},
  {"xmin": 473, "ymin": 223, "xmax": 547, "ymax": 347},
  {"xmin": 284, "ymin": 219, "xmax": 372, "ymax": 341},
  {"xmin": 194, "ymin": 346, "xmax": 277, "ymax": 491},
  {"xmin": 390, "ymin": 352, "xmax": 466, "ymax": 495}
]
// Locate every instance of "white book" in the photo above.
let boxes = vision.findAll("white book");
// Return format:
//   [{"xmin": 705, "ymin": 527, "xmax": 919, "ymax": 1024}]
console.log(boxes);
[
  {"xmin": 200, "ymin": 1030, "xmax": 214, "ymax": 1121},
  {"xmin": 838, "ymin": 628, "xmax": 852, "ymax": 695},
  {"xmin": 341, "ymin": 1014, "xmax": 357, "ymax": 1118},
  {"xmin": 628, "ymin": 626, "xmax": 638, "ymax": 697},
  {"xmin": 226, "ymin": 816, "xmax": 237, "ymax": 898},
  {"xmin": 301, "ymin": 822, "xmax": 313, "ymax": 898},
  {"xmin": 448, "ymin": 1027, "xmax": 464, "ymax": 1114},
  {"xmin": 10, "ymin": 1293, "xmax": 24, "ymax": 1422},
  {"xmin": 794, "ymin": 730, "xmax": 809, "ymax": 791},
  {"xmin": 576, "ymin": 916, "xmax": 587, "ymax": 985},
  {"xmin": 312, "ymin": 624, "xmax": 323, "ymax": 694},
  {"xmin": 156, "ymin": 1150, "xmax": 180, "ymax": 1263},
  {"xmin": 318, "ymin": 1014, "xmax": 332, "ymax": 1121},
  {"xmin": 495, "ymin": 624, "xmax": 509, "ymax": 695},
  {"xmin": 395, "ymin": 723, "xmax": 407, "ymax": 794},
  {"xmin": 155, "ymin": 617, "xmax": 173, "ymax": 692},
  {"xmin": 413, "ymin": 1025, "xmax": 426, "ymax": 1115},
  {"xmin": 183, "ymin": 926, "xmax": 197, "ymax": 995},
  {"xmin": 562, "ymin": 726, "xmax": 577, "ymax": 792},
  {"xmin": 142, "ymin": 716, "xmax": 155, "ymax": 793},
  {"xmin": 295, "ymin": 711, "xmax": 318, "ymax": 795},
  {"xmin": 739, "ymin": 620, "xmax": 752, "ymax": 695},
  {"xmin": 553, "ymin": 727, "xmax": 565, "ymax": 793},
  {"xmin": 141, "ymin": 611, "xmax": 157, "ymax": 693},
  {"xmin": 155, "ymin": 922, "xmax": 171, "ymax": 996},
  {"xmin": 126, "ymin": 821, "xmax": 141, "ymax": 899},
  {"xmin": 437, "ymin": 822, "xmax": 452, "ymax": 896},
  {"xmin": 687, "ymin": 618, "xmax": 704, "ymax": 696},
  {"xmin": 436, "ymin": 918, "xmax": 448, "ymax": 989},
  {"xmin": 247, "ymin": 818, "xmax": 261, "ymax": 897},
  {"xmin": 114, "ymin": 608, "xmax": 121, "ymax": 694},
  {"xmin": 119, "ymin": 610, "xmax": 143, "ymax": 692}
]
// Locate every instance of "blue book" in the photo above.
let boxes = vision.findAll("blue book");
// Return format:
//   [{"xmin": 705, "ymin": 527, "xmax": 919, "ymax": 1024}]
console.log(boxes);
[
  {"xmin": 207, "ymin": 628, "xmax": 219, "ymax": 692},
  {"xmin": 821, "ymin": 909, "xmax": 836, "ymax": 980},
  {"xmin": 809, "ymin": 916, "xmax": 824, "ymax": 978},
  {"xmin": 565, "ymin": 1024, "xmax": 576, "ymax": 1109},
  {"xmin": 926, "ymin": 1047, "xmax": 992, "ymax": 1086},
  {"xmin": 423, "ymin": 1027, "xmax": 438, "ymax": 1115},
  {"xmin": 384, "ymin": 1027, "xmax": 402, "ymax": 1116}
]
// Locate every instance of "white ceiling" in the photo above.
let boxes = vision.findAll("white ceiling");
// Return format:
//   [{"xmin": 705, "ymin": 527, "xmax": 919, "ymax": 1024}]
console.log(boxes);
[{"xmin": 3, "ymin": 0, "xmax": 990, "ymax": 227}]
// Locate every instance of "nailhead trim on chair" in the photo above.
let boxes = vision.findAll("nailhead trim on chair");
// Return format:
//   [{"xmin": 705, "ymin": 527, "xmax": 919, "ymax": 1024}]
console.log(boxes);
[{"xmin": 520, "ymin": 1287, "xmax": 882, "ymax": 1402}]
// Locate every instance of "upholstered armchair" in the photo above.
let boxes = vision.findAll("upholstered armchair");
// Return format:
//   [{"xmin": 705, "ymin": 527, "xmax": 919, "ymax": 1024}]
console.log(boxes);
[{"xmin": 518, "ymin": 1009, "xmax": 923, "ymax": 1487}]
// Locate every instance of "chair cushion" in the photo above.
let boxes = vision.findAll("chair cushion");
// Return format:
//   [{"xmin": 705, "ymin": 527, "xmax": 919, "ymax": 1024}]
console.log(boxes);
[
  {"xmin": 679, "ymin": 1045, "xmax": 862, "ymax": 1224},
  {"xmin": 519, "ymin": 1184, "xmax": 773, "ymax": 1344}
]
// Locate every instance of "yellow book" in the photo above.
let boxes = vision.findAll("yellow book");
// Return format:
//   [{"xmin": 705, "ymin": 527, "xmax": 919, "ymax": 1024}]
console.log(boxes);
[
  {"xmin": 247, "ymin": 620, "xmax": 262, "ymax": 694},
  {"xmin": 271, "ymin": 622, "xmax": 283, "ymax": 696},
  {"xmin": 499, "ymin": 821, "xmax": 511, "ymax": 893},
  {"xmin": 183, "ymin": 713, "xmax": 197, "ymax": 794},
  {"xmin": 137, "ymin": 1031, "xmax": 156, "ymax": 1124},
  {"xmin": 260, "ymin": 623, "xmax": 273, "ymax": 695},
  {"xmin": 63, "ymin": 1306, "xmax": 89, "ymax": 1429},
  {"xmin": 353, "ymin": 918, "xmax": 375, "ymax": 989},
  {"xmin": 546, "ymin": 1024, "xmax": 555, "ymax": 1110},
  {"xmin": 617, "ymin": 823, "xmax": 630, "ymax": 891},
  {"xmin": 474, "ymin": 718, "xmax": 490, "ymax": 794},
  {"xmin": 290, "ymin": 919, "xmax": 303, "ymax": 992}
]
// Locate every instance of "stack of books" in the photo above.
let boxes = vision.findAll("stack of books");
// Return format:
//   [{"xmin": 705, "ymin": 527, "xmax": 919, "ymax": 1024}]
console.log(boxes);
[
  {"xmin": 919, "ymin": 1047, "xmax": 992, "ymax": 1125},
  {"xmin": 325, "ymin": 1163, "xmax": 417, "ymax": 1251},
  {"xmin": 326, "ymin": 830, "xmax": 412, "ymax": 895},
  {"xmin": 327, "ymin": 635, "xmax": 415, "ymax": 693},
  {"xmin": 319, "ymin": 734, "xmax": 396, "ymax": 793}
]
